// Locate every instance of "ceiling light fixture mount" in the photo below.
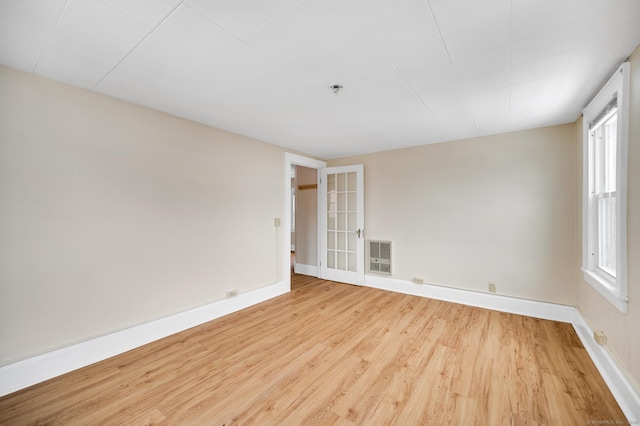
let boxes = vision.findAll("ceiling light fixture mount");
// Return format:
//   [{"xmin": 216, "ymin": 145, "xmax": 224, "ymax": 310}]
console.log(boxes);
[{"xmin": 330, "ymin": 83, "xmax": 343, "ymax": 95}]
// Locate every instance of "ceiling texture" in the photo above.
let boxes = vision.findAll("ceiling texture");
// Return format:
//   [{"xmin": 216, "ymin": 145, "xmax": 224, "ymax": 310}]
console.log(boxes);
[{"xmin": 1, "ymin": 0, "xmax": 640, "ymax": 159}]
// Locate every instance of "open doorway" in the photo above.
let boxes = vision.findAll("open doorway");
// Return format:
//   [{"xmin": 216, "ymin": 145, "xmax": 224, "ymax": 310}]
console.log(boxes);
[
  {"xmin": 283, "ymin": 154, "xmax": 326, "ymax": 291},
  {"xmin": 291, "ymin": 164, "xmax": 318, "ymax": 277}
]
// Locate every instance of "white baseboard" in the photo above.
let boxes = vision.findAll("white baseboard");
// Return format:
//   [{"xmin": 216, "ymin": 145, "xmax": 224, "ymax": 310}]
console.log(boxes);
[
  {"xmin": 0, "ymin": 280, "xmax": 287, "ymax": 397},
  {"xmin": 363, "ymin": 275, "xmax": 576, "ymax": 323},
  {"xmin": 363, "ymin": 274, "xmax": 639, "ymax": 422},
  {"xmin": 294, "ymin": 263, "xmax": 317, "ymax": 277},
  {"xmin": 3, "ymin": 274, "xmax": 639, "ymax": 422},
  {"xmin": 572, "ymin": 311, "xmax": 640, "ymax": 422}
]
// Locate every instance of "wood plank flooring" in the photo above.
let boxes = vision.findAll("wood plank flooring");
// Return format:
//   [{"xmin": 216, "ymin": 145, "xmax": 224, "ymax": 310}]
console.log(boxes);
[{"xmin": 0, "ymin": 274, "xmax": 625, "ymax": 425}]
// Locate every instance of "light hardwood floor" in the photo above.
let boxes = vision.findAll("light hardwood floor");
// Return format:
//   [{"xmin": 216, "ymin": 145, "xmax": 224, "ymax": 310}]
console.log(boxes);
[{"xmin": 0, "ymin": 274, "xmax": 625, "ymax": 425}]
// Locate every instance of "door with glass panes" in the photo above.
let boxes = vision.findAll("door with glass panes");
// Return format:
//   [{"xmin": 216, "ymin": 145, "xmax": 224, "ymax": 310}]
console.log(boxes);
[{"xmin": 319, "ymin": 165, "xmax": 364, "ymax": 285}]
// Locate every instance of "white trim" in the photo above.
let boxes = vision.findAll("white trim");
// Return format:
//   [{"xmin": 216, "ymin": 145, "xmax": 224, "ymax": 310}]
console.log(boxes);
[
  {"xmin": 572, "ymin": 311, "xmax": 640, "ymax": 422},
  {"xmin": 362, "ymin": 274, "xmax": 640, "ymax": 421},
  {"xmin": 363, "ymin": 275, "xmax": 575, "ymax": 322},
  {"xmin": 294, "ymin": 263, "xmax": 317, "ymax": 277},
  {"xmin": 581, "ymin": 268, "xmax": 628, "ymax": 313},
  {"xmin": 0, "ymin": 280, "xmax": 287, "ymax": 397},
  {"xmin": 290, "ymin": 244, "xmax": 296, "ymax": 251},
  {"xmin": 284, "ymin": 153, "xmax": 326, "ymax": 292}
]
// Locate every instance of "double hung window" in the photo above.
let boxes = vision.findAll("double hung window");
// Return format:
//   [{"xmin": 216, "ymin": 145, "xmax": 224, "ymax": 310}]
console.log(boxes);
[
  {"xmin": 591, "ymin": 101, "xmax": 617, "ymax": 276},
  {"xmin": 582, "ymin": 63, "xmax": 629, "ymax": 313}
]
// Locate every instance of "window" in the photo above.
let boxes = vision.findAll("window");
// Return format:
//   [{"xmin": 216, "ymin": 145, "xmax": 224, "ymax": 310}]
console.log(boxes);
[{"xmin": 582, "ymin": 62, "xmax": 629, "ymax": 313}]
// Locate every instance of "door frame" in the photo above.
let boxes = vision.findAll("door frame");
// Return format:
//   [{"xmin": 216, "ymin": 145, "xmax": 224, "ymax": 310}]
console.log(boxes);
[{"xmin": 283, "ymin": 153, "xmax": 326, "ymax": 291}]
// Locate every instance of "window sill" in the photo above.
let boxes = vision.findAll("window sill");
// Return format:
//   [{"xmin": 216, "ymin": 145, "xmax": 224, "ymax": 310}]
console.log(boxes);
[{"xmin": 582, "ymin": 268, "xmax": 628, "ymax": 313}]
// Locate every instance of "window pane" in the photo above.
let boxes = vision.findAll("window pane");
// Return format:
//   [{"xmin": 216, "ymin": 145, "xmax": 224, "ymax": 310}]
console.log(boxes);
[
  {"xmin": 327, "ymin": 231, "xmax": 335, "ymax": 249},
  {"xmin": 348, "ymin": 232, "xmax": 357, "ymax": 251},
  {"xmin": 337, "ymin": 213, "xmax": 346, "ymax": 231},
  {"xmin": 598, "ymin": 195, "xmax": 616, "ymax": 276},
  {"xmin": 327, "ymin": 213, "xmax": 336, "ymax": 231},
  {"xmin": 327, "ymin": 174, "xmax": 336, "ymax": 191},
  {"xmin": 347, "ymin": 192, "xmax": 357, "ymax": 211},
  {"xmin": 595, "ymin": 112, "xmax": 617, "ymax": 195},
  {"xmin": 348, "ymin": 252, "xmax": 357, "ymax": 272},
  {"xmin": 347, "ymin": 213, "xmax": 356, "ymax": 232},
  {"xmin": 337, "ymin": 251, "xmax": 346, "ymax": 270},
  {"xmin": 337, "ymin": 231, "xmax": 346, "ymax": 251},
  {"xmin": 327, "ymin": 250, "xmax": 335, "ymax": 269},
  {"xmin": 337, "ymin": 192, "xmax": 346, "ymax": 211},
  {"xmin": 337, "ymin": 173, "xmax": 346, "ymax": 191},
  {"xmin": 604, "ymin": 115, "xmax": 617, "ymax": 192},
  {"xmin": 347, "ymin": 172, "xmax": 356, "ymax": 191},
  {"xmin": 327, "ymin": 192, "xmax": 336, "ymax": 212}
]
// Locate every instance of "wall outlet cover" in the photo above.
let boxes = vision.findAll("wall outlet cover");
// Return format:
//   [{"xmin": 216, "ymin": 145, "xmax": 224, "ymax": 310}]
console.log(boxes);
[{"xmin": 594, "ymin": 330, "xmax": 607, "ymax": 345}]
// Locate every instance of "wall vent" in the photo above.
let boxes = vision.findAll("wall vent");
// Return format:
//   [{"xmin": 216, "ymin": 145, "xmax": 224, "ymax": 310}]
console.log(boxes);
[{"xmin": 369, "ymin": 240, "xmax": 392, "ymax": 275}]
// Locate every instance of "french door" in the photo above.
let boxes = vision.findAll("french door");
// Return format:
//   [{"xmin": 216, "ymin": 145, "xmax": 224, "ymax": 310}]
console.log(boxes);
[{"xmin": 318, "ymin": 165, "xmax": 364, "ymax": 285}]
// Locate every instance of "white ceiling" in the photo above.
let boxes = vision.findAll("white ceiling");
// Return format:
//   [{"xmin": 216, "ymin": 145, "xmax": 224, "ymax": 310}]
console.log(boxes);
[{"xmin": 1, "ymin": 0, "xmax": 640, "ymax": 159}]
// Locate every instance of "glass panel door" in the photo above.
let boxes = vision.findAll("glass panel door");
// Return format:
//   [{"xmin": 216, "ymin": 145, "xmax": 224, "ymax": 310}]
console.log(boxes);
[{"xmin": 319, "ymin": 165, "xmax": 364, "ymax": 285}]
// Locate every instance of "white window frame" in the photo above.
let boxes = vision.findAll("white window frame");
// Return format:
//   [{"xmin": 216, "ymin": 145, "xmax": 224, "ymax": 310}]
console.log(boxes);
[{"xmin": 581, "ymin": 62, "xmax": 630, "ymax": 313}]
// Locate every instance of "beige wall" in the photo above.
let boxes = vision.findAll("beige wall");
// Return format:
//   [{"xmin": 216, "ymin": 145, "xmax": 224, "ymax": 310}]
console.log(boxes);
[
  {"xmin": 294, "ymin": 166, "xmax": 317, "ymax": 267},
  {"xmin": 0, "ymin": 66, "xmax": 285, "ymax": 365},
  {"xmin": 329, "ymin": 124, "xmax": 578, "ymax": 305},
  {"xmin": 576, "ymin": 45, "xmax": 640, "ymax": 391}
]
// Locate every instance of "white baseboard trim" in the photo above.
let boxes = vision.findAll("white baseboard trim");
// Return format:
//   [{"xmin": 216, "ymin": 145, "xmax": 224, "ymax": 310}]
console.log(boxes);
[
  {"xmin": 294, "ymin": 263, "xmax": 317, "ymax": 277},
  {"xmin": 572, "ymin": 311, "xmax": 640, "ymax": 422},
  {"xmin": 363, "ymin": 274, "xmax": 639, "ymax": 422},
  {"xmin": 3, "ymin": 275, "xmax": 638, "ymax": 421},
  {"xmin": 0, "ymin": 280, "xmax": 287, "ymax": 397},
  {"xmin": 363, "ymin": 275, "xmax": 575, "ymax": 323}
]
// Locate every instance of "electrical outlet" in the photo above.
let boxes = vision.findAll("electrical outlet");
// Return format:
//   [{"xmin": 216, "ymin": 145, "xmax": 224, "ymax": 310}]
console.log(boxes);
[
  {"xmin": 412, "ymin": 277, "xmax": 424, "ymax": 284},
  {"xmin": 489, "ymin": 283, "xmax": 497, "ymax": 293},
  {"xmin": 274, "ymin": 217, "xmax": 281, "ymax": 227},
  {"xmin": 594, "ymin": 330, "xmax": 607, "ymax": 345},
  {"xmin": 226, "ymin": 290, "xmax": 238, "ymax": 298}
]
